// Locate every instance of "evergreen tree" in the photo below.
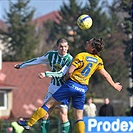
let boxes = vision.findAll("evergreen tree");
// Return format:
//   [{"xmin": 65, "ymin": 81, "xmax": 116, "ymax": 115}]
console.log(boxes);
[
  {"xmin": 0, "ymin": 0, "xmax": 39, "ymax": 61},
  {"xmin": 44, "ymin": 0, "xmax": 116, "ymax": 56},
  {"xmin": 119, "ymin": 0, "xmax": 132, "ymax": 96}
]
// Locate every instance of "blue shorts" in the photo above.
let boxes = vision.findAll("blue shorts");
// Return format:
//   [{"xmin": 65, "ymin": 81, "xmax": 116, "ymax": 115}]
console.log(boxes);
[{"xmin": 52, "ymin": 79, "xmax": 88, "ymax": 110}]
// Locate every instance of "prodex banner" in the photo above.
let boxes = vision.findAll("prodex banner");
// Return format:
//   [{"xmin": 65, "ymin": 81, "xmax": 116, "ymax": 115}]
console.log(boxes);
[{"xmin": 83, "ymin": 117, "xmax": 133, "ymax": 133}]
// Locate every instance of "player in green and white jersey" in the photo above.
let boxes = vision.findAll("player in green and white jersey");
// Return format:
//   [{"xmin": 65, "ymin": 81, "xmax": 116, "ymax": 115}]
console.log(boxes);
[{"xmin": 14, "ymin": 38, "xmax": 73, "ymax": 133}]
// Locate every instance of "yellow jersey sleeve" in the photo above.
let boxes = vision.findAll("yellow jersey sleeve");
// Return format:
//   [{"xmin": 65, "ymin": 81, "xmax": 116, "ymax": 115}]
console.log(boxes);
[
  {"xmin": 96, "ymin": 61, "xmax": 104, "ymax": 71},
  {"xmin": 72, "ymin": 54, "xmax": 84, "ymax": 69}
]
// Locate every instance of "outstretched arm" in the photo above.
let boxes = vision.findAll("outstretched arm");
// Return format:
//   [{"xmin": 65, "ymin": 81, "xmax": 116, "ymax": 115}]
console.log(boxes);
[
  {"xmin": 14, "ymin": 54, "xmax": 49, "ymax": 69},
  {"xmin": 38, "ymin": 65, "xmax": 70, "ymax": 78},
  {"xmin": 98, "ymin": 68, "xmax": 122, "ymax": 91}
]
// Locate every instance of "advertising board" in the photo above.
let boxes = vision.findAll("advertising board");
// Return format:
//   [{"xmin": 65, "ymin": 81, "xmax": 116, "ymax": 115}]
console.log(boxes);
[{"xmin": 84, "ymin": 117, "xmax": 133, "ymax": 133}]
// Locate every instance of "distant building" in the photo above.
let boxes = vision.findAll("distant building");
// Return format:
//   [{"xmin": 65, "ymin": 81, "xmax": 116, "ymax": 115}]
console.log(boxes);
[
  {"xmin": 32, "ymin": 11, "xmax": 60, "ymax": 28},
  {"xmin": 0, "ymin": 61, "xmax": 50, "ymax": 119}
]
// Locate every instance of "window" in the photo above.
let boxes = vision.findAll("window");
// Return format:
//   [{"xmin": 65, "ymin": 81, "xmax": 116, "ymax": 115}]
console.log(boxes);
[{"xmin": 0, "ymin": 91, "xmax": 7, "ymax": 110}]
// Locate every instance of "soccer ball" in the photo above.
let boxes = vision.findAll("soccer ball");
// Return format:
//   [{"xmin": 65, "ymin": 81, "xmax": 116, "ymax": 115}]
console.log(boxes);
[{"xmin": 77, "ymin": 14, "xmax": 93, "ymax": 30}]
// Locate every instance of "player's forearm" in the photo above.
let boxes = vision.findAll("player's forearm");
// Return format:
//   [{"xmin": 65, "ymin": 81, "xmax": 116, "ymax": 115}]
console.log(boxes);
[
  {"xmin": 18, "ymin": 56, "xmax": 48, "ymax": 68},
  {"xmin": 45, "ymin": 65, "xmax": 69, "ymax": 78},
  {"xmin": 105, "ymin": 74, "xmax": 122, "ymax": 91},
  {"xmin": 99, "ymin": 69, "xmax": 116, "ymax": 88},
  {"xmin": 103, "ymin": 72, "xmax": 116, "ymax": 87},
  {"xmin": 45, "ymin": 71, "xmax": 63, "ymax": 77},
  {"xmin": 17, "ymin": 58, "xmax": 39, "ymax": 68}
]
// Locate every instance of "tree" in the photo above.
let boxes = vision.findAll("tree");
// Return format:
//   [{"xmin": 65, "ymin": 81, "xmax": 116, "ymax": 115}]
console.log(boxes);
[
  {"xmin": 119, "ymin": 0, "xmax": 132, "ymax": 96},
  {"xmin": 44, "ymin": 0, "xmax": 112, "ymax": 56},
  {"xmin": 0, "ymin": 0, "xmax": 39, "ymax": 61},
  {"xmin": 118, "ymin": 0, "xmax": 133, "ymax": 116},
  {"xmin": 109, "ymin": 0, "xmax": 132, "ymax": 109}
]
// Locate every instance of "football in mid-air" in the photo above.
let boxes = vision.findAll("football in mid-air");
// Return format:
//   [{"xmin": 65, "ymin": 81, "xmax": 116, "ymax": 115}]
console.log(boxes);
[{"xmin": 77, "ymin": 14, "xmax": 93, "ymax": 30}]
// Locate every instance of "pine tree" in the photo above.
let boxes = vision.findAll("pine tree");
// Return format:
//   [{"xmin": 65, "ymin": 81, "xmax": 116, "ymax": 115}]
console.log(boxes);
[
  {"xmin": 0, "ymin": 0, "xmax": 39, "ymax": 61},
  {"xmin": 44, "ymin": 0, "xmax": 115, "ymax": 56},
  {"xmin": 119, "ymin": 0, "xmax": 132, "ymax": 98}
]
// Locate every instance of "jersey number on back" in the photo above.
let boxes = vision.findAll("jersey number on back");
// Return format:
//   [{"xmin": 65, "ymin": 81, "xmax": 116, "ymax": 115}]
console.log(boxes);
[{"xmin": 81, "ymin": 63, "xmax": 92, "ymax": 76}]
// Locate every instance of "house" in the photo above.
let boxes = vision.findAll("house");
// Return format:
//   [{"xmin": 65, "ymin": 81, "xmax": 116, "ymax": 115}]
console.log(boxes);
[
  {"xmin": 0, "ymin": 11, "xmax": 60, "ymax": 119},
  {"xmin": 0, "ymin": 62, "xmax": 51, "ymax": 119},
  {"xmin": 0, "ymin": 20, "xmax": 7, "ymax": 31},
  {"xmin": 32, "ymin": 11, "xmax": 60, "ymax": 28}
]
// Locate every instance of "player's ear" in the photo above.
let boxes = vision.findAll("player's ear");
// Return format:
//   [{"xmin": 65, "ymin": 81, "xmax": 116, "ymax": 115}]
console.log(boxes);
[
  {"xmin": 56, "ymin": 44, "xmax": 60, "ymax": 49},
  {"xmin": 84, "ymin": 44, "xmax": 88, "ymax": 51},
  {"xmin": 92, "ymin": 48, "xmax": 98, "ymax": 54}
]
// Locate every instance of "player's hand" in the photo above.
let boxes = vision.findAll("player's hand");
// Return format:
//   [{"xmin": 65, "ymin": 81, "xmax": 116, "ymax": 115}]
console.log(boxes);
[
  {"xmin": 14, "ymin": 64, "xmax": 20, "ymax": 69},
  {"xmin": 114, "ymin": 82, "xmax": 122, "ymax": 91},
  {"xmin": 38, "ymin": 72, "xmax": 45, "ymax": 79}
]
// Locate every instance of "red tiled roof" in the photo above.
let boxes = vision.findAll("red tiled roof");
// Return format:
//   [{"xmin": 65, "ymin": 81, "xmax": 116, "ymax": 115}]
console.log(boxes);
[
  {"xmin": 1, "ymin": 62, "xmax": 51, "ymax": 118},
  {"xmin": 32, "ymin": 11, "xmax": 61, "ymax": 28},
  {"xmin": 0, "ymin": 11, "xmax": 61, "ymax": 31},
  {"xmin": 0, "ymin": 20, "xmax": 7, "ymax": 31}
]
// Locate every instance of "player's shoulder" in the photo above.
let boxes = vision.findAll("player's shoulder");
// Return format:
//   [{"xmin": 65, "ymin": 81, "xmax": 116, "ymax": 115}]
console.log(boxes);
[
  {"xmin": 76, "ymin": 52, "xmax": 88, "ymax": 57},
  {"xmin": 66, "ymin": 53, "xmax": 73, "ymax": 58},
  {"xmin": 49, "ymin": 50, "xmax": 58, "ymax": 53},
  {"xmin": 96, "ymin": 55, "xmax": 103, "ymax": 62},
  {"xmin": 44, "ymin": 50, "xmax": 58, "ymax": 55},
  {"xmin": 76, "ymin": 52, "xmax": 97, "ymax": 59}
]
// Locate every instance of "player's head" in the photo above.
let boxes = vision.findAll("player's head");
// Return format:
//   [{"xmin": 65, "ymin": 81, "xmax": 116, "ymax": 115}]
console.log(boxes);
[
  {"xmin": 56, "ymin": 38, "xmax": 69, "ymax": 56},
  {"xmin": 85, "ymin": 38, "xmax": 104, "ymax": 54}
]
